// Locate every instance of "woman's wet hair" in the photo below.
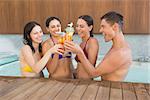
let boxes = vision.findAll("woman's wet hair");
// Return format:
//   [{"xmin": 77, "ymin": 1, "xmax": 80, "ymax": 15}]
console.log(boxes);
[
  {"xmin": 78, "ymin": 15, "xmax": 94, "ymax": 37},
  {"xmin": 45, "ymin": 16, "xmax": 61, "ymax": 28},
  {"xmin": 23, "ymin": 21, "xmax": 42, "ymax": 53}
]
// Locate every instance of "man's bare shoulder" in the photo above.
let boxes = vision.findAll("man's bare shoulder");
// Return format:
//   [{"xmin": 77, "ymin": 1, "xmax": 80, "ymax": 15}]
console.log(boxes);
[
  {"xmin": 111, "ymin": 47, "xmax": 131, "ymax": 59},
  {"xmin": 106, "ymin": 47, "xmax": 132, "ymax": 65}
]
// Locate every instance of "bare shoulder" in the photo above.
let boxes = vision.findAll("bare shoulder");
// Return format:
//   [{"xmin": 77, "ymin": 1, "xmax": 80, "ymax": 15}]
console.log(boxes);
[
  {"xmin": 89, "ymin": 37, "xmax": 98, "ymax": 42},
  {"xmin": 109, "ymin": 47, "xmax": 132, "ymax": 64},
  {"xmin": 42, "ymin": 39, "xmax": 53, "ymax": 48},
  {"xmin": 21, "ymin": 45, "xmax": 32, "ymax": 53},
  {"xmin": 42, "ymin": 39, "xmax": 50, "ymax": 47},
  {"xmin": 89, "ymin": 37, "xmax": 99, "ymax": 46}
]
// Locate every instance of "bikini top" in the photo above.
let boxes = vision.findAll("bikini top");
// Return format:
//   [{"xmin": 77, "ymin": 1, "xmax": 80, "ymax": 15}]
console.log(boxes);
[
  {"xmin": 22, "ymin": 65, "xmax": 33, "ymax": 72},
  {"xmin": 51, "ymin": 37, "xmax": 72, "ymax": 59},
  {"xmin": 51, "ymin": 52, "xmax": 72, "ymax": 59},
  {"xmin": 75, "ymin": 37, "xmax": 90, "ymax": 62}
]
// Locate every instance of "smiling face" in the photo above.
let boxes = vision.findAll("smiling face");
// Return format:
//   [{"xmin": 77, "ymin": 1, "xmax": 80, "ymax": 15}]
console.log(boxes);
[
  {"xmin": 99, "ymin": 19, "xmax": 116, "ymax": 42},
  {"xmin": 76, "ymin": 19, "xmax": 92, "ymax": 38},
  {"xmin": 47, "ymin": 19, "xmax": 61, "ymax": 37},
  {"xmin": 30, "ymin": 25, "xmax": 43, "ymax": 44}
]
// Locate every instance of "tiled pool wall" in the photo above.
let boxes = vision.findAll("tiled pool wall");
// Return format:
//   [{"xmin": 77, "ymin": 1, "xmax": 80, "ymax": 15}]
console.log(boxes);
[{"xmin": 0, "ymin": 34, "xmax": 150, "ymax": 61}]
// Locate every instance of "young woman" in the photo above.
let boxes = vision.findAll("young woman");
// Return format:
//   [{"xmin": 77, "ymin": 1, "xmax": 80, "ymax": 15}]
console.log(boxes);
[
  {"xmin": 20, "ymin": 21, "xmax": 63, "ymax": 77},
  {"xmin": 65, "ymin": 12, "xmax": 132, "ymax": 81},
  {"xmin": 42, "ymin": 17, "xmax": 73, "ymax": 79},
  {"xmin": 65, "ymin": 15, "xmax": 99, "ymax": 80}
]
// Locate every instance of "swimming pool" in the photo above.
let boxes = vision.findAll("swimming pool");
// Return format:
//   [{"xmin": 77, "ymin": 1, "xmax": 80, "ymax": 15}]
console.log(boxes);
[
  {"xmin": 0, "ymin": 34, "xmax": 150, "ymax": 83},
  {"xmin": 0, "ymin": 61, "xmax": 49, "ymax": 78},
  {"xmin": 0, "ymin": 60, "xmax": 149, "ymax": 83}
]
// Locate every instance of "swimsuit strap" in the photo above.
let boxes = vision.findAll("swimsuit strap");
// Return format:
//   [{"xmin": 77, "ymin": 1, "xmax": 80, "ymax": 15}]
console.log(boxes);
[
  {"xmin": 50, "ymin": 37, "xmax": 64, "ymax": 59},
  {"xmin": 51, "ymin": 37, "xmax": 56, "ymax": 45},
  {"xmin": 75, "ymin": 37, "xmax": 91, "ymax": 62},
  {"xmin": 82, "ymin": 37, "xmax": 90, "ymax": 51}
]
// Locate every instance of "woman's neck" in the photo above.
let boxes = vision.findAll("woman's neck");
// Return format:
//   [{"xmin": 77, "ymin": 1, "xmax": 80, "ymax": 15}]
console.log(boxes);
[
  {"xmin": 112, "ymin": 32, "xmax": 126, "ymax": 48},
  {"xmin": 82, "ymin": 34, "xmax": 90, "ymax": 42},
  {"xmin": 32, "ymin": 42, "xmax": 39, "ymax": 52},
  {"xmin": 51, "ymin": 36, "xmax": 59, "ymax": 44}
]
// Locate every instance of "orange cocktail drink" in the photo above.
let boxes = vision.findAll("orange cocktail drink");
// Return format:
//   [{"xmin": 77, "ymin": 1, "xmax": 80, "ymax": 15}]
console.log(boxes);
[{"xmin": 65, "ymin": 22, "xmax": 75, "ymax": 41}]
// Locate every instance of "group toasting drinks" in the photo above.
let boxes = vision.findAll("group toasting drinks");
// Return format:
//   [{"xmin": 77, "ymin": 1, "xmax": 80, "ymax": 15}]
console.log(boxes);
[{"xmin": 20, "ymin": 11, "xmax": 132, "ymax": 81}]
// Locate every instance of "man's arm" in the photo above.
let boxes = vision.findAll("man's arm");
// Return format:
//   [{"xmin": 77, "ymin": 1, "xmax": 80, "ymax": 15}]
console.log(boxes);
[
  {"xmin": 77, "ymin": 50, "xmax": 126, "ymax": 78},
  {"xmin": 64, "ymin": 41, "xmax": 127, "ymax": 78}
]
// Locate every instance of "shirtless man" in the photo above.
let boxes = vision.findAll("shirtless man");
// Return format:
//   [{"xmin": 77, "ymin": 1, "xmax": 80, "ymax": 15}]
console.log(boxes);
[{"xmin": 64, "ymin": 11, "xmax": 132, "ymax": 81}]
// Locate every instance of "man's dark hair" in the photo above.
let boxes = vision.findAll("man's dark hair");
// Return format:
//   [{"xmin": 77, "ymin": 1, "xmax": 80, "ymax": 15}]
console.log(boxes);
[{"xmin": 101, "ymin": 11, "xmax": 123, "ymax": 30}]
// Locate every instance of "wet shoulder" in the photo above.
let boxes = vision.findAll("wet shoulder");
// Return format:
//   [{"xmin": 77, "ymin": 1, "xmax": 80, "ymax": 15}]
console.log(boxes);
[
  {"xmin": 20, "ymin": 45, "xmax": 32, "ymax": 59},
  {"xmin": 111, "ymin": 47, "xmax": 132, "ymax": 60},
  {"xmin": 42, "ymin": 38, "xmax": 53, "ymax": 48},
  {"xmin": 21, "ymin": 45, "xmax": 32, "ymax": 53},
  {"xmin": 88, "ymin": 37, "xmax": 99, "ymax": 47}
]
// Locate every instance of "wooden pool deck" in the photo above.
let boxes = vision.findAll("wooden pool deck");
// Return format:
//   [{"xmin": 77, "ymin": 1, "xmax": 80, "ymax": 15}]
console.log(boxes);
[{"xmin": 0, "ymin": 76, "xmax": 149, "ymax": 100}]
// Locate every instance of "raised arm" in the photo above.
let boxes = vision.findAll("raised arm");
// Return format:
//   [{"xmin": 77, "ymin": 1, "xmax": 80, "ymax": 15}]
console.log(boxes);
[
  {"xmin": 77, "ymin": 49, "xmax": 131, "ymax": 77},
  {"xmin": 42, "ymin": 41, "xmax": 60, "ymax": 74},
  {"xmin": 64, "ymin": 41, "xmax": 130, "ymax": 78},
  {"xmin": 22, "ymin": 44, "xmax": 63, "ymax": 73}
]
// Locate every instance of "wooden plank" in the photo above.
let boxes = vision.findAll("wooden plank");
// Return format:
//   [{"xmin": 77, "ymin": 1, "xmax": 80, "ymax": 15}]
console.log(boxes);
[
  {"xmin": 53, "ymin": 80, "xmax": 79, "ymax": 100},
  {"xmin": 67, "ymin": 80, "xmax": 89, "ymax": 100},
  {"xmin": 96, "ymin": 81, "xmax": 110, "ymax": 100},
  {"xmin": 145, "ymin": 84, "xmax": 150, "ymax": 95},
  {"xmin": 0, "ymin": 78, "xmax": 16, "ymax": 89},
  {"xmin": 11, "ymin": 79, "xmax": 47, "ymax": 99},
  {"xmin": 40, "ymin": 80, "xmax": 69, "ymax": 100},
  {"xmin": 133, "ymin": 83, "xmax": 150, "ymax": 100},
  {"xmin": 0, "ymin": 78, "xmax": 30, "ymax": 97},
  {"xmin": 122, "ymin": 82, "xmax": 136, "ymax": 100},
  {"xmin": 1, "ymin": 78, "xmax": 39, "ymax": 99},
  {"xmin": 110, "ymin": 81, "xmax": 122, "ymax": 100},
  {"xmin": 27, "ymin": 80, "xmax": 58, "ymax": 100},
  {"xmin": 81, "ymin": 81, "xmax": 99, "ymax": 100}
]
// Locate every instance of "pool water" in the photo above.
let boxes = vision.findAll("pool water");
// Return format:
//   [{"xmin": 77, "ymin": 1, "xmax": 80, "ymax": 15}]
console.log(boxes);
[
  {"xmin": 124, "ymin": 62, "xmax": 150, "ymax": 83},
  {"xmin": 0, "ymin": 52, "xmax": 18, "ymax": 66},
  {"xmin": 0, "ymin": 61, "xmax": 49, "ymax": 78},
  {"xmin": 0, "ymin": 60, "xmax": 149, "ymax": 83},
  {"xmin": 0, "ymin": 34, "xmax": 150, "ymax": 83}
]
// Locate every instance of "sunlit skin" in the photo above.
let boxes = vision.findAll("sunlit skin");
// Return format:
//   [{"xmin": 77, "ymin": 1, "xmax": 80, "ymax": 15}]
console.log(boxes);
[
  {"xmin": 76, "ymin": 19, "xmax": 92, "ymax": 39},
  {"xmin": 46, "ymin": 19, "xmax": 61, "ymax": 38},
  {"xmin": 99, "ymin": 19, "xmax": 116, "ymax": 42},
  {"xmin": 69, "ymin": 18, "xmax": 99, "ymax": 79},
  {"xmin": 20, "ymin": 25, "xmax": 64, "ymax": 77},
  {"xmin": 42, "ymin": 19, "xmax": 73, "ymax": 79},
  {"xmin": 64, "ymin": 19, "xmax": 132, "ymax": 81},
  {"xmin": 30, "ymin": 25, "xmax": 43, "ymax": 44}
]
